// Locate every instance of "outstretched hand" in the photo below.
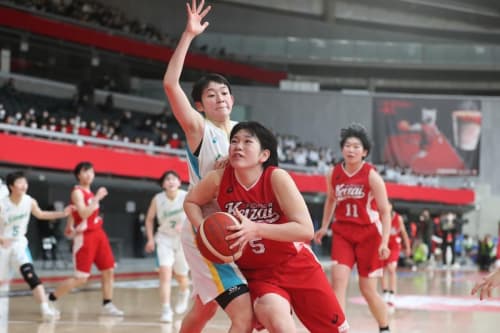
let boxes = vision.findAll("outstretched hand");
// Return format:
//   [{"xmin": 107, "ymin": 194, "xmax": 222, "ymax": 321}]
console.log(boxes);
[
  {"xmin": 185, "ymin": 0, "xmax": 212, "ymax": 36},
  {"xmin": 471, "ymin": 268, "xmax": 500, "ymax": 300}
]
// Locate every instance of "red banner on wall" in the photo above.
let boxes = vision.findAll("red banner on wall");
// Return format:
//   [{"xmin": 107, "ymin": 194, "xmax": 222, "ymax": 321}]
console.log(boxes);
[
  {"xmin": 0, "ymin": 6, "xmax": 286, "ymax": 84},
  {"xmin": 0, "ymin": 134, "xmax": 475, "ymax": 205}
]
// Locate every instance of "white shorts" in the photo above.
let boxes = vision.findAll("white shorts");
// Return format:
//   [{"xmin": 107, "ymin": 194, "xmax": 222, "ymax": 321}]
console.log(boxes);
[
  {"xmin": 0, "ymin": 237, "xmax": 32, "ymax": 281},
  {"xmin": 181, "ymin": 203, "xmax": 247, "ymax": 304},
  {"xmin": 155, "ymin": 232, "xmax": 189, "ymax": 276}
]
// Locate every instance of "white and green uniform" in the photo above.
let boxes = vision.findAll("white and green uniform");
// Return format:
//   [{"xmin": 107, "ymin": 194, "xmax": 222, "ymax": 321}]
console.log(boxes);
[
  {"xmin": 153, "ymin": 190, "xmax": 189, "ymax": 275},
  {"xmin": 183, "ymin": 119, "xmax": 246, "ymax": 304},
  {"xmin": 0, "ymin": 194, "xmax": 33, "ymax": 281}
]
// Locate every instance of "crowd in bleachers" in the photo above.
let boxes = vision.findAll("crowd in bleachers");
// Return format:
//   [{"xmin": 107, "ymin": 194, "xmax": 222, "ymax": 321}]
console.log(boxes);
[
  {"xmin": 0, "ymin": 78, "xmax": 184, "ymax": 150},
  {"xmin": 8, "ymin": 0, "xmax": 175, "ymax": 46}
]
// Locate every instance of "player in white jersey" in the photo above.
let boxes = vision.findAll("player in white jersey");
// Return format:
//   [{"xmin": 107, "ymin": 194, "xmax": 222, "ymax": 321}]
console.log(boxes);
[
  {"xmin": 162, "ymin": 1, "xmax": 252, "ymax": 332},
  {"xmin": 0, "ymin": 171, "xmax": 71, "ymax": 320},
  {"xmin": 144, "ymin": 170, "xmax": 190, "ymax": 323}
]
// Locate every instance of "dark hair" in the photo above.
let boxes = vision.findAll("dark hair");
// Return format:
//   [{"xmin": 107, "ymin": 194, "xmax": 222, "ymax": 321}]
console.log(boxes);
[
  {"xmin": 230, "ymin": 121, "xmax": 278, "ymax": 169},
  {"xmin": 340, "ymin": 123, "xmax": 372, "ymax": 157},
  {"xmin": 191, "ymin": 73, "xmax": 232, "ymax": 103},
  {"xmin": 159, "ymin": 170, "xmax": 180, "ymax": 186},
  {"xmin": 6, "ymin": 171, "xmax": 26, "ymax": 193},
  {"xmin": 73, "ymin": 161, "xmax": 93, "ymax": 180}
]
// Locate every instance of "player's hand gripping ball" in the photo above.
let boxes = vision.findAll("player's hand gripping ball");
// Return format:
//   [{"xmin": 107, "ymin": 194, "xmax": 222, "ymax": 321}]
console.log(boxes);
[{"xmin": 196, "ymin": 212, "xmax": 243, "ymax": 264}]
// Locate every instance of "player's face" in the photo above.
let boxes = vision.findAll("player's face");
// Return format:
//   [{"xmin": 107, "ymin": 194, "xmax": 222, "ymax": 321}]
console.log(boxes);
[
  {"xmin": 162, "ymin": 174, "xmax": 180, "ymax": 192},
  {"xmin": 229, "ymin": 129, "xmax": 268, "ymax": 169},
  {"xmin": 78, "ymin": 168, "xmax": 95, "ymax": 185},
  {"xmin": 199, "ymin": 82, "xmax": 234, "ymax": 122},
  {"xmin": 9, "ymin": 177, "xmax": 28, "ymax": 196},
  {"xmin": 341, "ymin": 137, "xmax": 367, "ymax": 164}
]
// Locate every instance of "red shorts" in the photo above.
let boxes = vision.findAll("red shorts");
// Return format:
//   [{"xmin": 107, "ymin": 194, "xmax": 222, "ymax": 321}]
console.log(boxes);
[
  {"xmin": 242, "ymin": 248, "xmax": 348, "ymax": 333},
  {"xmin": 73, "ymin": 228, "xmax": 115, "ymax": 277},
  {"xmin": 383, "ymin": 242, "xmax": 401, "ymax": 266},
  {"xmin": 331, "ymin": 221, "xmax": 383, "ymax": 278}
]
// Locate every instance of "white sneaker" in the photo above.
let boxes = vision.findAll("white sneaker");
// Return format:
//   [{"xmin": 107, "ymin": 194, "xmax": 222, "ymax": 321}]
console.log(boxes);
[
  {"xmin": 174, "ymin": 290, "xmax": 190, "ymax": 314},
  {"xmin": 41, "ymin": 302, "xmax": 60, "ymax": 320},
  {"xmin": 101, "ymin": 302, "xmax": 124, "ymax": 316},
  {"xmin": 160, "ymin": 307, "xmax": 173, "ymax": 323}
]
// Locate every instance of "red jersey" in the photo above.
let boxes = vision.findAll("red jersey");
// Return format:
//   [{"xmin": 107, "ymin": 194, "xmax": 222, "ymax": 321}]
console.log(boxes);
[
  {"xmin": 388, "ymin": 212, "xmax": 402, "ymax": 248},
  {"xmin": 217, "ymin": 165, "xmax": 305, "ymax": 270},
  {"xmin": 332, "ymin": 162, "xmax": 379, "ymax": 225},
  {"xmin": 71, "ymin": 186, "xmax": 103, "ymax": 232}
]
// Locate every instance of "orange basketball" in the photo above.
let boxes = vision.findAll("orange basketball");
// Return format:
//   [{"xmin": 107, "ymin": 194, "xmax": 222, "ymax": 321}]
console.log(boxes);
[{"xmin": 196, "ymin": 212, "xmax": 242, "ymax": 264}]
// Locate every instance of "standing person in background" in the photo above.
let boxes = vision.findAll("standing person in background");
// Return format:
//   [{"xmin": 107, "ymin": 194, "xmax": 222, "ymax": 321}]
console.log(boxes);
[
  {"xmin": 162, "ymin": 1, "xmax": 253, "ymax": 332},
  {"xmin": 418, "ymin": 209, "xmax": 434, "ymax": 260},
  {"xmin": 381, "ymin": 204, "xmax": 411, "ymax": 314},
  {"xmin": 0, "ymin": 171, "xmax": 71, "ymax": 320},
  {"xmin": 144, "ymin": 170, "xmax": 191, "ymax": 323},
  {"xmin": 184, "ymin": 121, "xmax": 349, "ymax": 333},
  {"xmin": 314, "ymin": 123, "xmax": 392, "ymax": 333},
  {"xmin": 49, "ymin": 162, "xmax": 124, "ymax": 317}
]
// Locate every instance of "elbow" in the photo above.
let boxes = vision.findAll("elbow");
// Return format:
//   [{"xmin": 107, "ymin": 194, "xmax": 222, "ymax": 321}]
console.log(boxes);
[{"xmin": 302, "ymin": 225, "xmax": 315, "ymax": 242}]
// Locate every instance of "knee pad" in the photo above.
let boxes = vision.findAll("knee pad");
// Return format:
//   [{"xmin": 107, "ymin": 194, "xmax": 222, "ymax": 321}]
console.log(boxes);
[{"xmin": 20, "ymin": 263, "xmax": 41, "ymax": 290}]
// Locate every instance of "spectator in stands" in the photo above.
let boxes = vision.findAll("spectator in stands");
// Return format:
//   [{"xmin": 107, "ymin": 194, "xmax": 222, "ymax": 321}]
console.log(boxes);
[
  {"xmin": 0, "ymin": 171, "xmax": 71, "ymax": 320},
  {"xmin": 162, "ymin": 1, "xmax": 253, "ymax": 332}
]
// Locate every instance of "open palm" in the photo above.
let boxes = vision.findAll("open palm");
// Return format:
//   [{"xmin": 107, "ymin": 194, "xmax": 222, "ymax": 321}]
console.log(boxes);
[{"xmin": 186, "ymin": 0, "xmax": 212, "ymax": 36}]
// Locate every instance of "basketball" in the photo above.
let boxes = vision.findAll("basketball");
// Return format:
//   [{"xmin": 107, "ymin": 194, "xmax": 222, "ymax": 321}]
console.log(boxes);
[{"xmin": 196, "ymin": 212, "xmax": 243, "ymax": 264}]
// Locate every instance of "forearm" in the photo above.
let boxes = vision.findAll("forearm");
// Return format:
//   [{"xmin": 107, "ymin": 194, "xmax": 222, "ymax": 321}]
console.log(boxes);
[
  {"xmin": 380, "ymin": 212, "xmax": 391, "ymax": 245},
  {"xmin": 37, "ymin": 210, "xmax": 68, "ymax": 220},
  {"xmin": 256, "ymin": 222, "xmax": 314, "ymax": 243},
  {"xmin": 145, "ymin": 219, "xmax": 155, "ymax": 241},
  {"xmin": 163, "ymin": 32, "xmax": 195, "ymax": 86},
  {"xmin": 319, "ymin": 199, "xmax": 335, "ymax": 230},
  {"xmin": 183, "ymin": 201, "xmax": 205, "ymax": 230},
  {"xmin": 76, "ymin": 201, "xmax": 99, "ymax": 219}
]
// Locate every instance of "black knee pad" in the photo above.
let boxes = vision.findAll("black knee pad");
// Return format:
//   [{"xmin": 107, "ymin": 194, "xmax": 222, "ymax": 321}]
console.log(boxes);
[
  {"xmin": 20, "ymin": 263, "xmax": 41, "ymax": 290},
  {"xmin": 215, "ymin": 284, "xmax": 249, "ymax": 309}
]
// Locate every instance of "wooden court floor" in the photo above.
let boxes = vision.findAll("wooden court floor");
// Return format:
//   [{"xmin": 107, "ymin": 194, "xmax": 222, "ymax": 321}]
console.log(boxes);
[{"xmin": 1, "ymin": 267, "xmax": 499, "ymax": 333}]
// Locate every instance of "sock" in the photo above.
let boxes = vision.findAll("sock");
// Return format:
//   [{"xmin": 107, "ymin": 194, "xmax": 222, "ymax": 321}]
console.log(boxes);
[
  {"xmin": 103, "ymin": 299, "xmax": 111, "ymax": 306},
  {"xmin": 162, "ymin": 303, "xmax": 171, "ymax": 310},
  {"xmin": 49, "ymin": 292, "xmax": 57, "ymax": 302},
  {"xmin": 380, "ymin": 326, "xmax": 390, "ymax": 332}
]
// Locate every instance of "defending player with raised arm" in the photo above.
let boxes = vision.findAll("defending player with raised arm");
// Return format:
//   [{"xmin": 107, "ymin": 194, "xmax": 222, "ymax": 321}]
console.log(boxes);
[
  {"xmin": 162, "ymin": 1, "xmax": 252, "ymax": 332},
  {"xmin": 0, "ymin": 171, "xmax": 71, "ymax": 320},
  {"xmin": 313, "ymin": 124, "xmax": 392, "ymax": 333}
]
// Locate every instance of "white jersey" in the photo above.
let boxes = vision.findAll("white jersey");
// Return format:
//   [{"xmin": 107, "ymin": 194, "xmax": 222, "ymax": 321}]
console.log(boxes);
[
  {"xmin": 0, "ymin": 194, "xmax": 32, "ymax": 240},
  {"xmin": 155, "ymin": 189, "xmax": 187, "ymax": 236},
  {"xmin": 186, "ymin": 119, "xmax": 236, "ymax": 187}
]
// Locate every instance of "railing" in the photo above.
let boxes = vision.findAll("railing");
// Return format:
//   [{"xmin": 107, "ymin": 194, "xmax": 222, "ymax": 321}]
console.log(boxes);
[{"xmin": 197, "ymin": 33, "xmax": 500, "ymax": 69}]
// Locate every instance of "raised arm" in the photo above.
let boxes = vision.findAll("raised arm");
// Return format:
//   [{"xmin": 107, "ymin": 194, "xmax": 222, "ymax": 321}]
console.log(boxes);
[
  {"xmin": 72, "ymin": 187, "xmax": 107, "ymax": 219},
  {"xmin": 163, "ymin": 0, "xmax": 211, "ymax": 151}
]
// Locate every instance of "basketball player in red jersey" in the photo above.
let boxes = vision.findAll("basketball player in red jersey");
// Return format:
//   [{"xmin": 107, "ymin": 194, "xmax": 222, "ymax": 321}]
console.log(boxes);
[
  {"xmin": 381, "ymin": 204, "xmax": 411, "ymax": 314},
  {"xmin": 49, "ymin": 162, "xmax": 124, "ymax": 316},
  {"xmin": 184, "ymin": 122, "xmax": 349, "ymax": 333},
  {"xmin": 314, "ymin": 123, "xmax": 392, "ymax": 333}
]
